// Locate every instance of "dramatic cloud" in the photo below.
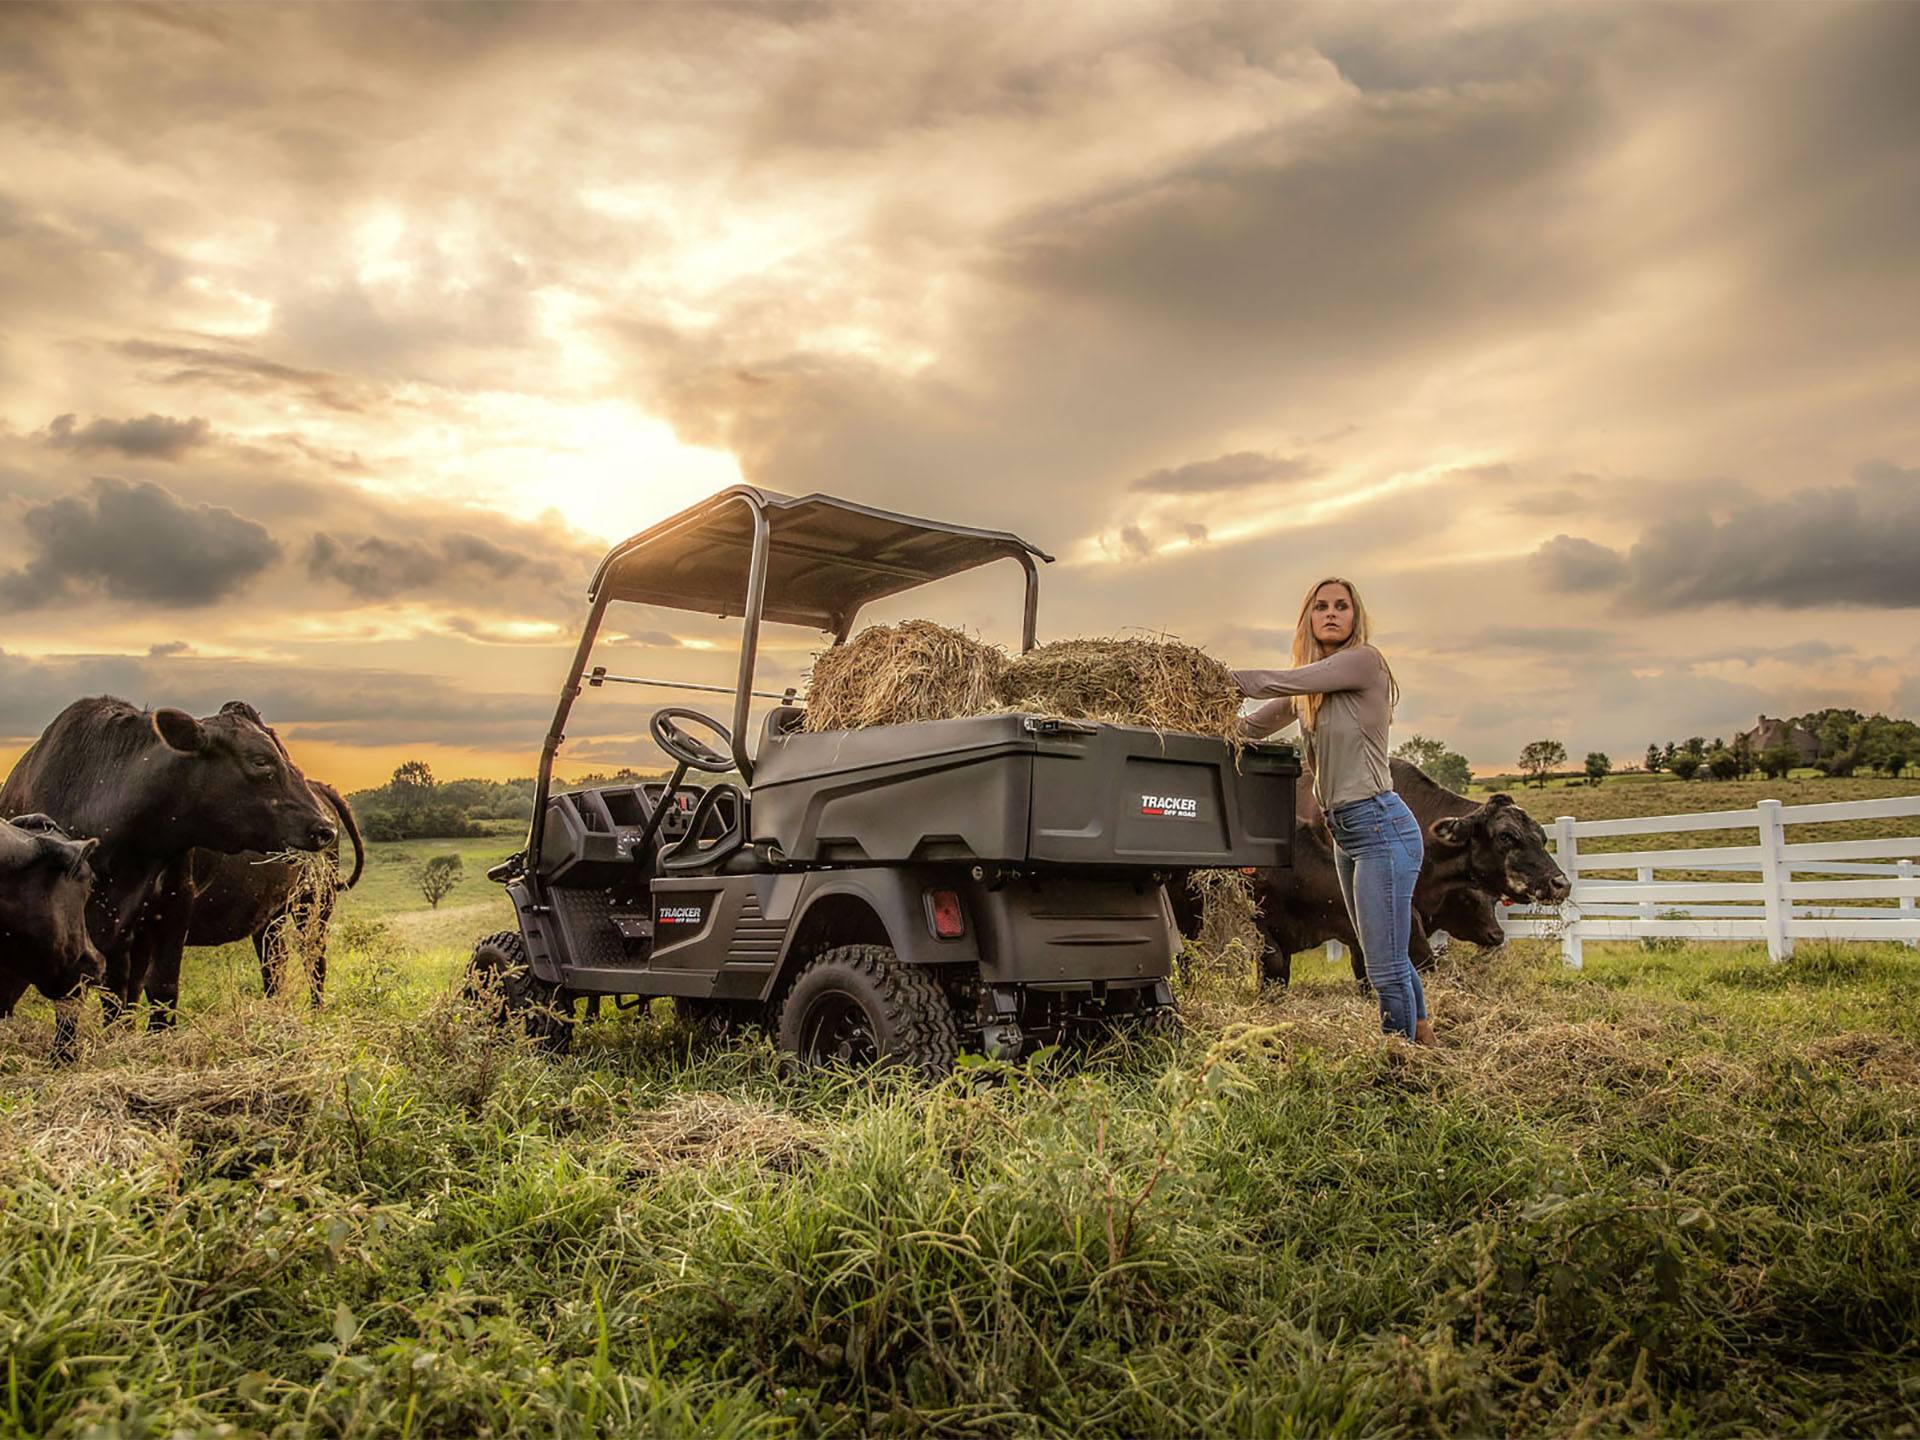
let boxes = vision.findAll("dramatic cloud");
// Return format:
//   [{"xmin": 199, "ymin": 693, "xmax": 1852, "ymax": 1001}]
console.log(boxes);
[
  {"xmin": 1129, "ymin": 452, "xmax": 1319, "ymax": 495},
  {"xmin": 307, "ymin": 532, "xmax": 529, "ymax": 600},
  {"xmin": 44, "ymin": 412, "xmax": 212, "ymax": 460},
  {"xmin": 1531, "ymin": 535, "xmax": 1628, "ymax": 594},
  {"xmin": 1534, "ymin": 463, "xmax": 1920, "ymax": 610},
  {"xmin": 1, "ymin": 2, "xmax": 1916, "ymax": 782},
  {"xmin": 0, "ymin": 477, "xmax": 280, "ymax": 610},
  {"xmin": 117, "ymin": 341, "xmax": 369, "ymax": 413},
  {"xmin": 1622, "ymin": 462, "xmax": 1920, "ymax": 611}
]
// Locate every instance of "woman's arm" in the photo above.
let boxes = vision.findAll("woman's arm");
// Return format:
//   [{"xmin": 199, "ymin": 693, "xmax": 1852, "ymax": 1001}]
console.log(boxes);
[
  {"xmin": 1237, "ymin": 697, "xmax": 1296, "ymax": 740},
  {"xmin": 1233, "ymin": 645, "xmax": 1381, "ymax": 700}
]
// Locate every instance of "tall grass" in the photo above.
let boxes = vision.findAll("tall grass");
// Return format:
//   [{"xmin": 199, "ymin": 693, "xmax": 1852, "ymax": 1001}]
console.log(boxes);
[{"xmin": 2, "ymin": 932, "xmax": 1917, "ymax": 1437}]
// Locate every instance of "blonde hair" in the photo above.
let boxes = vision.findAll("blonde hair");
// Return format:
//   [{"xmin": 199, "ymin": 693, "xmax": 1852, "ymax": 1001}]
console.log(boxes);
[{"xmin": 1291, "ymin": 576, "xmax": 1399, "ymax": 733}]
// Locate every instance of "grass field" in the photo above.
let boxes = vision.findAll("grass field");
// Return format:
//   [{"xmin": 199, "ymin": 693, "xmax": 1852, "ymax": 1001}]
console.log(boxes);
[{"xmin": 3, "ymin": 799, "xmax": 1919, "ymax": 1436}]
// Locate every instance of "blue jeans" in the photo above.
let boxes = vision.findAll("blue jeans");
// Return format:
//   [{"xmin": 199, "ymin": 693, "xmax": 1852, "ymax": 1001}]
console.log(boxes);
[{"xmin": 1327, "ymin": 790, "xmax": 1428, "ymax": 1039}]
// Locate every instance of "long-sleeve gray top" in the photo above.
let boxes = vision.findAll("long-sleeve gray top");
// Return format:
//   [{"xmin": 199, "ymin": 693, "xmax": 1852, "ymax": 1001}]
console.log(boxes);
[{"xmin": 1233, "ymin": 645, "xmax": 1392, "ymax": 812}]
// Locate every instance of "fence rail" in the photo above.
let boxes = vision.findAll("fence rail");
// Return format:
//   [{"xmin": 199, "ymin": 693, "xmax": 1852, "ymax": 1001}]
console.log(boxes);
[{"xmin": 1499, "ymin": 795, "xmax": 1920, "ymax": 966}]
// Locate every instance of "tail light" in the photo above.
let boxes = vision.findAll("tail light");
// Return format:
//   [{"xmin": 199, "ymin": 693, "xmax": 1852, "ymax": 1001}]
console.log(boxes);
[{"xmin": 926, "ymin": 888, "xmax": 966, "ymax": 939}]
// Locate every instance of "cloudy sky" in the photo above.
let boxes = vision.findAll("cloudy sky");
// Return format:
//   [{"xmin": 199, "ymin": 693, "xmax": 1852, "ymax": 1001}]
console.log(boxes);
[{"xmin": 2, "ymin": 2, "xmax": 1916, "ymax": 789}]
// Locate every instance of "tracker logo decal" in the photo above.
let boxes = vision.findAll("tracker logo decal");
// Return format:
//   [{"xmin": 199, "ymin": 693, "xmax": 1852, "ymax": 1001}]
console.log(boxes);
[
  {"xmin": 1140, "ymin": 794, "xmax": 1200, "ymax": 819},
  {"xmin": 657, "ymin": 905, "xmax": 705, "ymax": 925}
]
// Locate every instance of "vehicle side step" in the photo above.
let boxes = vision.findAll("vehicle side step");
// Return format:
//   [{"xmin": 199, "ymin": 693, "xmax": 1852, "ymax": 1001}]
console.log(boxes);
[{"xmin": 611, "ymin": 915, "xmax": 654, "ymax": 941}]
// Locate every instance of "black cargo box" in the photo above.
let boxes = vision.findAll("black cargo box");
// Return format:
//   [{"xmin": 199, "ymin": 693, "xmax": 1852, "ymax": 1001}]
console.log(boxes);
[{"xmin": 751, "ymin": 713, "xmax": 1297, "ymax": 869}]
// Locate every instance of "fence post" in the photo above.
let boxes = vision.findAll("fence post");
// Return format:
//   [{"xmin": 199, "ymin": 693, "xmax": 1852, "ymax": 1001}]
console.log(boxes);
[
  {"xmin": 1757, "ymin": 798, "xmax": 1792, "ymax": 962},
  {"xmin": 1556, "ymin": 814, "xmax": 1581, "ymax": 969},
  {"xmin": 1638, "ymin": 865, "xmax": 1655, "ymax": 925},
  {"xmin": 1900, "ymin": 858, "xmax": 1917, "ymax": 950},
  {"xmin": 1326, "ymin": 939, "xmax": 1346, "ymax": 966}
]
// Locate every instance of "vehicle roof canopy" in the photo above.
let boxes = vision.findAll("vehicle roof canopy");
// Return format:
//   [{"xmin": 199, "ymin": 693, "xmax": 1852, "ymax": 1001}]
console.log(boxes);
[{"xmin": 588, "ymin": 485, "xmax": 1053, "ymax": 632}]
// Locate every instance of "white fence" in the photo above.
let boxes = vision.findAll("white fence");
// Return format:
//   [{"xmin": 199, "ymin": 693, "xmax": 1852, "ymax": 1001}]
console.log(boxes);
[{"xmin": 1500, "ymin": 795, "xmax": 1920, "ymax": 966}]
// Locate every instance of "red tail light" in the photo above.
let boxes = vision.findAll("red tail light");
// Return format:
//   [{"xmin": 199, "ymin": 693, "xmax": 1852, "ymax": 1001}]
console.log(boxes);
[{"xmin": 927, "ymin": 888, "xmax": 966, "ymax": 939}]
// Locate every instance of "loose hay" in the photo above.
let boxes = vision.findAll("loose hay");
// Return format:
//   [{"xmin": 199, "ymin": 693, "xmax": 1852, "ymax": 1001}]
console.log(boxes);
[
  {"xmin": 5, "ymin": 1060, "xmax": 324, "ymax": 1181},
  {"xmin": 802, "ymin": 620, "xmax": 1007, "ymax": 732},
  {"xmin": 997, "ymin": 635, "xmax": 1244, "ymax": 743},
  {"xmin": 255, "ymin": 847, "xmax": 343, "ymax": 997},
  {"xmin": 1186, "ymin": 869, "xmax": 1265, "ymax": 974},
  {"xmin": 618, "ymin": 1092, "xmax": 822, "ymax": 1175}
]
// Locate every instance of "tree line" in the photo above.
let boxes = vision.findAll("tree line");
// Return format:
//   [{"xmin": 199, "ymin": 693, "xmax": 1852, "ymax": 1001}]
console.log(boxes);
[
  {"xmin": 1642, "ymin": 709, "xmax": 1916, "ymax": 782},
  {"xmin": 346, "ymin": 762, "xmax": 668, "ymax": 841}
]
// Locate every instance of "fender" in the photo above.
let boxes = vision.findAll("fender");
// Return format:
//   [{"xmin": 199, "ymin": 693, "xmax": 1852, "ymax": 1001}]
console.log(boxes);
[
  {"xmin": 506, "ymin": 880, "xmax": 569, "ymax": 985},
  {"xmin": 775, "ymin": 866, "xmax": 985, "ymax": 983}
]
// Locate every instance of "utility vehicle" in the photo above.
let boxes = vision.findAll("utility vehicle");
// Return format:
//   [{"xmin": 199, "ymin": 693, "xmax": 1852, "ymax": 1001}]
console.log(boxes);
[{"xmin": 468, "ymin": 486, "xmax": 1299, "ymax": 1069}]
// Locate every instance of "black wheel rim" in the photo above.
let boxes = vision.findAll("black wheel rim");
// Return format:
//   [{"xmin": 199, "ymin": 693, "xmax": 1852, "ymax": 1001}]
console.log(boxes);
[{"xmin": 799, "ymin": 990, "xmax": 878, "ymax": 1066}]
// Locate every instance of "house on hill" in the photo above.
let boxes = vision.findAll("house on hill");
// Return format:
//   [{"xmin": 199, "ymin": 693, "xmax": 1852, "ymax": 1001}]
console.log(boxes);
[{"xmin": 1740, "ymin": 714, "xmax": 1819, "ymax": 763}]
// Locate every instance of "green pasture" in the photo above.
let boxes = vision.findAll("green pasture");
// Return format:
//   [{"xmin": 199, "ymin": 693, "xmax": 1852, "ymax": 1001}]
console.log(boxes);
[{"xmin": 2, "ymin": 793, "xmax": 1918, "ymax": 1437}]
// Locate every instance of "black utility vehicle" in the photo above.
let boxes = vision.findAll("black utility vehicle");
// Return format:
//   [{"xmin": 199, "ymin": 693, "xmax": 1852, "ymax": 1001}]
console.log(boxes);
[{"xmin": 469, "ymin": 486, "xmax": 1299, "ymax": 1069}]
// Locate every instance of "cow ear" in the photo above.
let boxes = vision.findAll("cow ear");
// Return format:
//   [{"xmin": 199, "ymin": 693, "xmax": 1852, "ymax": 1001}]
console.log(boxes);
[
  {"xmin": 48, "ymin": 834, "xmax": 97, "ymax": 876},
  {"xmin": 1429, "ymin": 815, "xmax": 1471, "ymax": 849},
  {"xmin": 153, "ymin": 707, "xmax": 208, "ymax": 754}
]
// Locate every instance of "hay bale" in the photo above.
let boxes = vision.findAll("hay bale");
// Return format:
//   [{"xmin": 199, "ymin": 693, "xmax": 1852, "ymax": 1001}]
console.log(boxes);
[
  {"xmin": 802, "ymin": 620, "xmax": 1007, "ymax": 732},
  {"xmin": 997, "ymin": 636, "xmax": 1243, "ymax": 742}
]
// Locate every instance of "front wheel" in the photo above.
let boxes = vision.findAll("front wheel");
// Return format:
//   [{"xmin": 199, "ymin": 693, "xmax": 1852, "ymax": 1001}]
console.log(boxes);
[
  {"xmin": 776, "ymin": 944, "xmax": 960, "ymax": 1075},
  {"xmin": 466, "ymin": 930, "xmax": 573, "ymax": 1055}
]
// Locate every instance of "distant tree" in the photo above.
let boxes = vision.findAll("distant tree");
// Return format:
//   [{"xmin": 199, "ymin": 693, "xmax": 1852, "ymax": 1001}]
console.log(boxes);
[
  {"xmin": 1661, "ymin": 741, "xmax": 1677, "ymax": 768},
  {"xmin": 1759, "ymin": 743, "xmax": 1799, "ymax": 780},
  {"xmin": 1706, "ymin": 746, "xmax": 1741, "ymax": 781},
  {"xmin": 1519, "ymin": 739, "xmax": 1568, "ymax": 788},
  {"xmin": 419, "ymin": 853, "xmax": 463, "ymax": 909},
  {"xmin": 1670, "ymin": 753, "xmax": 1704, "ymax": 781},
  {"xmin": 1585, "ymin": 751, "xmax": 1612, "ymax": 786},
  {"xmin": 1644, "ymin": 743, "xmax": 1663, "ymax": 774},
  {"xmin": 1683, "ymin": 737, "xmax": 1708, "ymax": 759},
  {"xmin": 1730, "ymin": 733, "xmax": 1756, "ymax": 778},
  {"xmin": 392, "ymin": 759, "xmax": 436, "ymax": 795},
  {"xmin": 1392, "ymin": 734, "xmax": 1473, "ymax": 793}
]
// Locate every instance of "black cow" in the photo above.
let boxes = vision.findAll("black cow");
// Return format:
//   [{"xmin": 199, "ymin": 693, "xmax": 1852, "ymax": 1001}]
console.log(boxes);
[
  {"xmin": 0, "ymin": 815, "xmax": 105, "ymax": 1034},
  {"xmin": 133, "ymin": 781, "xmax": 365, "ymax": 1017},
  {"xmin": 0, "ymin": 697, "xmax": 336, "ymax": 1053},
  {"xmin": 1173, "ymin": 759, "xmax": 1568, "ymax": 985}
]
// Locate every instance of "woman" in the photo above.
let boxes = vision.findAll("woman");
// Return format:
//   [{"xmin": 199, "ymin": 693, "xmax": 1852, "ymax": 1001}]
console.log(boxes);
[{"xmin": 1234, "ymin": 577, "xmax": 1433, "ymax": 1044}]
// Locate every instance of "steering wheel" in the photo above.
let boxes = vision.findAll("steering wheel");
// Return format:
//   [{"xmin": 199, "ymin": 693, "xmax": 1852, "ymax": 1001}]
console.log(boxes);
[{"xmin": 649, "ymin": 707, "xmax": 735, "ymax": 773}]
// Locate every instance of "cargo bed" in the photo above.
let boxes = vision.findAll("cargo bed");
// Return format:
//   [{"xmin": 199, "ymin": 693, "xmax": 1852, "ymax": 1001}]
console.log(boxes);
[{"xmin": 751, "ymin": 713, "xmax": 1298, "ymax": 870}]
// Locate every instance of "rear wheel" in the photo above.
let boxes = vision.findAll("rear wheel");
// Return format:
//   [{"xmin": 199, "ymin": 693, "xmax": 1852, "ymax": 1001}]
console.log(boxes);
[
  {"xmin": 776, "ymin": 944, "xmax": 960, "ymax": 1075},
  {"xmin": 466, "ymin": 930, "xmax": 573, "ymax": 1055}
]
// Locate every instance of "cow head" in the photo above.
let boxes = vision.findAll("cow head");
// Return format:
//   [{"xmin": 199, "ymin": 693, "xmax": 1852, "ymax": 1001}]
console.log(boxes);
[
  {"xmin": 1427, "ymin": 793, "xmax": 1569, "ymax": 904},
  {"xmin": 0, "ymin": 816, "xmax": 107, "ymax": 995},
  {"xmin": 150, "ymin": 702, "xmax": 338, "ymax": 855}
]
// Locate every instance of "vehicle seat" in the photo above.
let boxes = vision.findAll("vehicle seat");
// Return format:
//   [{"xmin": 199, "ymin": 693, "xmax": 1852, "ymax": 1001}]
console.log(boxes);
[
  {"xmin": 759, "ymin": 703, "xmax": 806, "ymax": 758},
  {"xmin": 659, "ymin": 782, "xmax": 750, "ymax": 874}
]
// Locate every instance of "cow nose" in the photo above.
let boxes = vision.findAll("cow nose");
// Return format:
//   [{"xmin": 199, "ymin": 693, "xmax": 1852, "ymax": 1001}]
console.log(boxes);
[
  {"xmin": 309, "ymin": 819, "xmax": 338, "ymax": 848},
  {"xmin": 1546, "ymin": 873, "xmax": 1571, "ymax": 901}
]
